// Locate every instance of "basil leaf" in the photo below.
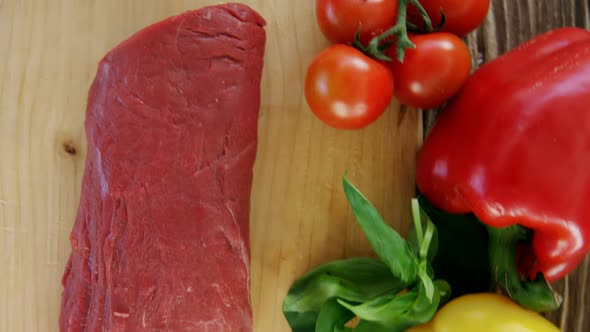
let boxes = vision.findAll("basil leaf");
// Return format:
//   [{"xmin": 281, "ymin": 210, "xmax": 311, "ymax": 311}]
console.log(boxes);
[
  {"xmin": 408, "ymin": 200, "xmax": 439, "ymax": 263},
  {"xmin": 417, "ymin": 263, "xmax": 435, "ymax": 301},
  {"xmin": 282, "ymin": 258, "xmax": 406, "ymax": 332},
  {"xmin": 315, "ymin": 298, "xmax": 355, "ymax": 332},
  {"xmin": 315, "ymin": 308, "xmax": 391, "ymax": 332},
  {"xmin": 282, "ymin": 311, "xmax": 316, "ymax": 332},
  {"xmin": 343, "ymin": 177, "xmax": 418, "ymax": 283},
  {"xmin": 350, "ymin": 320, "xmax": 394, "ymax": 332},
  {"xmin": 338, "ymin": 281, "xmax": 440, "ymax": 331}
]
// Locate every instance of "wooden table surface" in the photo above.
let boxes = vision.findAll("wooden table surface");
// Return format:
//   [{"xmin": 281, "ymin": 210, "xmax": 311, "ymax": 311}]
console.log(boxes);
[{"xmin": 0, "ymin": 0, "xmax": 588, "ymax": 331}]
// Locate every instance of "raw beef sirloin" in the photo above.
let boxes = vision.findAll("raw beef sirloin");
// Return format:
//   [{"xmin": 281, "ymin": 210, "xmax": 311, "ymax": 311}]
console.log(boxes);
[{"xmin": 59, "ymin": 4, "xmax": 266, "ymax": 331}]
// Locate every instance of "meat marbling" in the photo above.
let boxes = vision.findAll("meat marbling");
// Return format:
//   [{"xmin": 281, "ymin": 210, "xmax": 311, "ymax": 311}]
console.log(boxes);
[{"xmin": 59, "ymin": 3, "xmax": 266, "ymax": 331}]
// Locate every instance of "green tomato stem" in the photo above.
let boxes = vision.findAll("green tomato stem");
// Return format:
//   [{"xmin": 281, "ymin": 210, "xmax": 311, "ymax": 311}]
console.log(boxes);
[
  {"xmin": 409, "ymin": 0, "xmax": 434, "ymax": 32},
  {"xmin": 361, "ymin": 0, "xmax": 434, "ymax": 62}
]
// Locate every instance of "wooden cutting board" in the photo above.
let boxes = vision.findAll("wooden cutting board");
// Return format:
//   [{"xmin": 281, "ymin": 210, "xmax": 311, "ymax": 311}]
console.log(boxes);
[{"xmin": 0, "ymin": 1, "xmax": 420, "ymax": 331}]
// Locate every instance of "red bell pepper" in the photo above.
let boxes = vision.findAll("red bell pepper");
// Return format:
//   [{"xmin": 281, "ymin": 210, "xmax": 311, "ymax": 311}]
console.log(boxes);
[{"xmin": 417, "ymin": 28, "xmax": 590, "ymax": 283}]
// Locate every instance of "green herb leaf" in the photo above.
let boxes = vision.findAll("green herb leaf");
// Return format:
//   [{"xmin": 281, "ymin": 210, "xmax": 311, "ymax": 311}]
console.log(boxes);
[
  {"xmin": 315, "ymin": 298, "xmax": 356, "ymax": 332},
  {"xmin": 282, "ymin": 258, "xmax": 406, "ymax": 331},
  {"xmin": 315, "ymin": 304, "xmax": 391, "ymax": 332},
  {"xmin": 349, "ymin": 320, "xmax": 393, "ymax": 332},
  {"xmin": 435, "ymin": 279, "xmax": 452, "ymax": 305},
  {"xmin": 417, "ymin": 263, "xmax": 435, "ymax": 301},
  {"xmin": 408, "ymin": 199, "xmax": 438, "ymax": 263},
  {"xmin": 338, "ymin": 281, "xmax": 441, "ymax": 331},
  {"xmin": 343, "ymin": 177, "xmax": 417, "ymax": 284},
  {"xmin": 283, "ymin": 180, "xmax": 450, "ymax": 332}
]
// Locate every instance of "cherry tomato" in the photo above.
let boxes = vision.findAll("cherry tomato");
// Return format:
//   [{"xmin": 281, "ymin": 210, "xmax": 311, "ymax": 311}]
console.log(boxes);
[
  {"xmin": 389, "ymin": 32, "xmax": 471, "ymax": 109},
  {"xmin": 305, "ymin": 45, "xmax": 394, "ymax": 130},
  {"xmin": 408, "ymin": 0, "xmax": 491, "ymax": 36},
  {"xmin": 316, "ymin": 0, "xmax": 398, "ymax": 44}
]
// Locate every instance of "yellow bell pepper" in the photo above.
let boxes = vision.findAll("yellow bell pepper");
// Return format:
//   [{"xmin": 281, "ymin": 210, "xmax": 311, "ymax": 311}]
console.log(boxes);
[{"xmin": 406, "ymin": 293, "xmax": 560, "ymax": 332}]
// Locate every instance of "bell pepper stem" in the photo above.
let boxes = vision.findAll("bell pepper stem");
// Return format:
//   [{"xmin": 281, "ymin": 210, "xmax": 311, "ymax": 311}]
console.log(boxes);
[{"xmin": 486, "ymin": 225, "xmax": 562, "ymax": 312}]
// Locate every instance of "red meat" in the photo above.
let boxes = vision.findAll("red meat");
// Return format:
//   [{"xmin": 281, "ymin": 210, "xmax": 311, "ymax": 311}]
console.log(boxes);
[{"xmin": 59, "ymin": 4, "xmax": 266, "ymax": 331}]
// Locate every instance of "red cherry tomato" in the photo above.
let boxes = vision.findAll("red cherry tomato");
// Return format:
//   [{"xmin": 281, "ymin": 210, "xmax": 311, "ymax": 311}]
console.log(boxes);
[
  {"xmin": 305, "ymin": 45, "xmax": 394, "ymax": 130},
  {"xmin": 389, "ymin": 32, "xmax": 471, "ymax": 109},
  {"xmin": 316, "ymin": 0, "xmax": 398, "ymax": 44},
  {"xmin": 408, "ymin": 0, "xmax": 491, "ymax": 36}
]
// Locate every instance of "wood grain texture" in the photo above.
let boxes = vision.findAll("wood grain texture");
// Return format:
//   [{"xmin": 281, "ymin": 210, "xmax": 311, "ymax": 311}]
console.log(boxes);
[
  {"xmin": 426, "ymin": 0, "xmax": 590, "ymax": 330},
  {"xmin": 0, "ymin": 1, "xmax": 419, "ymax": 331},
  {"xmin": 2, "ymin": 0, "xmax": 589, "ymax": 331}
]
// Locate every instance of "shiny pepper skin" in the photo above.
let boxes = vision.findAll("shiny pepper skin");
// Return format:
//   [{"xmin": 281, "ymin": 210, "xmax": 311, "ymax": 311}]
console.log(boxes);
[
  {"xmin": 406, "ymin": 293, "xmax": 560, "ymax": 332},
  {"xmin": 416, "ymin": 28, "xmax": 590, "ymax": 282}
]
